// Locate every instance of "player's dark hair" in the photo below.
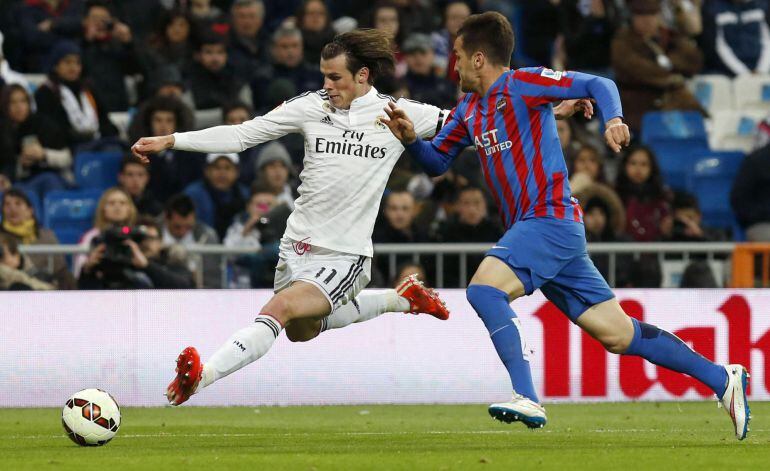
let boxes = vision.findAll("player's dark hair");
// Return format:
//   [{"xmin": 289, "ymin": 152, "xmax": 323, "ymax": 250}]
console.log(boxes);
[
  {"xmin": 321, "ymin": 29, "xmax": 395, "ymax": 84},
  {"xmin": 165, "ymin": 194, "xmax": 196, "ymax": 218},
  {"xmin": 615, "ymin": 145, "xmax": 667, "ymax": 204},
  {"xmin": 456, "ymin": 11, "xmax": 514, "ymax": 66}
]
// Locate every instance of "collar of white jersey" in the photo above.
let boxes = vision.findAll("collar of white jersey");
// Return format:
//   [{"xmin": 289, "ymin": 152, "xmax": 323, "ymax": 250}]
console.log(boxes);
[{"xmin": 348, "ymin": 86, "xmax": 381, "ymax": 109}]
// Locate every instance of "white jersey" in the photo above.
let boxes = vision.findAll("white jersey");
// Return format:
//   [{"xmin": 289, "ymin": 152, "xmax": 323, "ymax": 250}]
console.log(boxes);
[{"xmin": 172, "ymin": 87, "xmax": 447, "ymax": 257}]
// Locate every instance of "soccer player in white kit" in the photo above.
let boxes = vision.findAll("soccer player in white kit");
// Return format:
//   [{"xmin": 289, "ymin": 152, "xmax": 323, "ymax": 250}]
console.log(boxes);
[{"xmin": 131, "ymin": 29, "xmax": 452, "ymax": 405}]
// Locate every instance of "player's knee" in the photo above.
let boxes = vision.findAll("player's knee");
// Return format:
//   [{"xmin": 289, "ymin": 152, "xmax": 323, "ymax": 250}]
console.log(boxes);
[
  {"xmin": 285, "ymin": 327, "xmax": 315, "ymax": 343},
  {"xmin": 600, "ymin": 333, "xmax": 633, "ymax": 354},
  {"xmin": 261, "ymin": 295, "xmax": 294, "ymax": 324},
  {"xmin": 466, "ymin": 284, "xmax": 484, "ymax": 311}
]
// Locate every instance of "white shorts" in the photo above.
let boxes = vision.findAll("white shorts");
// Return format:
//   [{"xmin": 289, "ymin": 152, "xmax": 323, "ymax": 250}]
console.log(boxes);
[{"xmin": 274, "ymin": 237, "xmax": 372, "ymax": 311}]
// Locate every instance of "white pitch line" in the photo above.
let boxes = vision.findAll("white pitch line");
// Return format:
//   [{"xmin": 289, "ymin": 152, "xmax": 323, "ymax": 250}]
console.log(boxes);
[{"xmin": 5, "ymin": 429, "xmax": 766, "ymax": 440}]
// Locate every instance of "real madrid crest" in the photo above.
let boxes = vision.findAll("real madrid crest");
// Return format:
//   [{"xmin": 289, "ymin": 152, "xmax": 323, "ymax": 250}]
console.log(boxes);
[
  {"xmin": 496, "ymin": 98, "xmax": 506, "ymax": 112},
  {"xmin": 374, "ymin": 116, "xmax": 388, "ymax": 130},
  {"xmin": 322, "ymin": 102, "xmax": 336, "ymax": 113}
]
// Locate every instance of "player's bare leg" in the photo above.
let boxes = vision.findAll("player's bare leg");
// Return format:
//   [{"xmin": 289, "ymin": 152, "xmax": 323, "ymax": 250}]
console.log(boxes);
[
  {"xmin": 467, "ymin": 257, "xmax": 547, "ymax": 428},
  {"xmin": 285, "ymin": 274, "xmax": 450, "ymax": 343},
  {"xmin": 166, "ymin": 282, "xmax": 330, "ymax": 405},
  {"xmin": 577, "ymin": 299, "xmax": 750, "ymax": 440}
]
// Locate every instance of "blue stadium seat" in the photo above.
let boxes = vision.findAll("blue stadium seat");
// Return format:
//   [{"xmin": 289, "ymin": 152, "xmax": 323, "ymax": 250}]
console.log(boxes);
[
  {"xmin": 641, "ymin": 111, "xmax": 711, "ymax": 190},
  {"xmin": 74, "ymin": 151, "xmax": 123, "ymax": 190},
  {"xmin": 687, "ymin": 152, "xmax": 745, "ymax": 229},
  {"xmin": 43, "ymin": 189, "xmax": 103, "ymax": 243}
]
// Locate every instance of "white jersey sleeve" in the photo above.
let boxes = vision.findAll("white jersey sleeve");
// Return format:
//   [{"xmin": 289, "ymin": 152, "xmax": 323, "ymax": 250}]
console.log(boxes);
[
  {"xmin": 171, "ymin": 95, "xmax": 307, "ymax": 153},
  {"xmin": 396, "ymin": 97, "xmax": 449, "ymax": 139}
]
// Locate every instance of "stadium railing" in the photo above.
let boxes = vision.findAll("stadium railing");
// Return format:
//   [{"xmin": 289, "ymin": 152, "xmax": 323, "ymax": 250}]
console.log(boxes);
[{"xmin": 20, "ymin": 242, "xmax": 737, "ymax": 289}]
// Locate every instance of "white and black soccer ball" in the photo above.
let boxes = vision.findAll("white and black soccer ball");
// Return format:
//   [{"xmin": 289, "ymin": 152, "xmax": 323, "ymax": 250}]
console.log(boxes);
[{"xmin": 61, "ymin": 388, "xmax": 121, "ymax": 446}]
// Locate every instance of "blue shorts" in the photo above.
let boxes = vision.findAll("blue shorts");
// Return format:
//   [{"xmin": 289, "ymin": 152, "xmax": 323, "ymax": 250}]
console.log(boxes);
[{"xmin": 486, "ymin": 217, "xmax": 615, "ymax": 322}]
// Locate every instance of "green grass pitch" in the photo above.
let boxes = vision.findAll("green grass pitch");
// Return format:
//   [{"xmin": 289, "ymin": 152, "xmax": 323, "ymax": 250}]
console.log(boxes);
[{"xmin": 1, "ymin": 403, "xmax": 768, "ymax": 470}]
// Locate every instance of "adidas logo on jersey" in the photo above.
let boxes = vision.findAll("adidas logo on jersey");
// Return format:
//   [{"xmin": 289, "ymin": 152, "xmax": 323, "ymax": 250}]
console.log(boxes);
[{"xmin": 320, "ymin": 115, "xmax": 333, "ymax": 126}]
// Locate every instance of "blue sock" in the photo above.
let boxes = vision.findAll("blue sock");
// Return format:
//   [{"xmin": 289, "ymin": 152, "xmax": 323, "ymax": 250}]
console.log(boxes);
[
  {"xmin": 466, "ymin": 284, "xmax": 539, "ymax": 403},
  {"xmin": 625, "ymin": 318, "xmax": 728, "ymax": 398}
]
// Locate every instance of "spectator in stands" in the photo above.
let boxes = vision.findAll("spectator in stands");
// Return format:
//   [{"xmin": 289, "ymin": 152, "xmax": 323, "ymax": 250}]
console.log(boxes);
[
  {"xmin": 184, "ymin": 152, "xmax": 249, "ymax": 239},
  {"xmin": 568, "ymin": 144, "xmax": 621, "ymax": 209},
  {"xmin": 254, "ymin": 142, "xmax": 296, "ymax": 209},
  {"xmin": 18, "ymin": 0, "xmax": 84, "ymax": 72},
  {"xmin": 0, "ymin": 233, "xmax": 55, "ymax": 290},
  {"xmin": 127, "ymin": 95, "xmax": 203, "ymax": 202},
  {"xmin": 78, "ymin": 0, "xmax": 141, "ymax": 112},
  {"xmin": 701, "ymin": 0, "xmax": 770, "ymax": 76},
  {"xmin": 373, "ymin": 190, "xmax": 427, "ymax": 244},
  {"xmin": 433, "ymin": 186, "xmax": 502, "ymax": 286},
  {"xmin": 221, "ymin": 101, "xmax": 259, "ymax": 185},
  {"xmin": 187, "ymin": 32, "xmax": 251, "ymax": 110},
  {"xmin": 0, "ymin": 31, "xmax": 31, "ymax": 91},
  {"xmin": 559, "ymin": 0, "xmax": 623, "ymax": 74},
  {"xmin": 431, "ymin": 0, "xmax": 470, "ymax": 83},
  {"xmin": 161, "ymin": 193, "xmax": 221, "ymax": 288},
  {"xmin": 117, "ymin": 155, "xmax": 163, "ymax": 217},
  {"xmin": 141, "ymin": 9, "xmax": 195, "ymax": 91},
  {"xmin": 581, "ymin": 195, "xmax": 633, "ymax": 286},
  {"xmin": 661, "ymin": 0, "xmax": 702, "ymax": 37},
  {"xmin": 250, "ymin": 25, "xmax": 322, "ymax": 112},
  {"xmin": 557, "ymin": 118, "xmax": 583, "ymax": 166},
  {"xmin": 188, "ymin": 0, "xmax": 227, "ymax": 31},
  {"xmin": 75, "ymin": 187, "xmax": 138, "ymax": 278},
  {"xmin": 370, "ymin": 1, "xmax": 406, "ymax": 76},
  {"xmin": 224, "ymin": 185, "xmax": 287, "ymax": 287},
  {"xmin": 0, "ymin": 187, "xmax": 76, "ymax": 289},
  {"xmin": 402, "ymin": 33, "xmax": 456, "ymax": 109},
  {"xmin": 615, "ymin": 145, "xmax": 672, "ymax": 242},
  {"xmin": 517, "ymin": 1, "xmax": 561, "ymax": 67},
  {"xmin": 34, "ymin": 40, "xmax": 118, "ymax": 148},
  {"xmin": 296, "ymin": 0, "xmax": 335, "ymax": 65},
  {"xmin": 78, "ymin": 215, "xmax": 195, "ymax": 289},
  {"xmin": 227, "ymin": 0, "xmax": 269, "ymax": 82},
  {"xmin": 610, "ymin": 0, "xmax": 704, "ymax": 131},
  {"xmin": 393, "ymin": 262, "xmax": 427, "ymax": 288},
  {"xmin": 731, "ymin": 143, "xmax": 770, "ymax": 241},
  {"xmin": 0, "ymin": 84, "xmax": 72, "ymax": 201}
]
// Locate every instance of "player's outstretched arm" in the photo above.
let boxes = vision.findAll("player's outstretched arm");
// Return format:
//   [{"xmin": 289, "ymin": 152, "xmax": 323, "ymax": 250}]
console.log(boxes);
[
  {"xmin": 383, "ymin": 102, "xmax": 453, "ymax": 177},
  {"xmin": 131, "ymin": 135, "xmax": 174, "ymax": 163}
]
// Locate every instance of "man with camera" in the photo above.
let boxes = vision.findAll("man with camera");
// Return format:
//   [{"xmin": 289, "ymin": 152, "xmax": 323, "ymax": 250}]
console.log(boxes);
[{"xmin": 78, "ymin": 217, "xmax": 195, "ymax": 289}]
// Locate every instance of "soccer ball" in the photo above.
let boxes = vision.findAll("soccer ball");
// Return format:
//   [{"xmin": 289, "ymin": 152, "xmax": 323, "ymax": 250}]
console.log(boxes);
[{"xmin": 61, "ymin": 388, "xmax": 121, "ymax": 446}]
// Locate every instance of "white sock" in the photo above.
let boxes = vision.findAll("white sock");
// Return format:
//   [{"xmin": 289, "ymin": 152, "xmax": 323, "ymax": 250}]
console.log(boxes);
[
  {"xmin": 197, "ymin": 314, "xmax": 283, "ymax": 392},
  {"xmin": 321, "ymin": 290, "xmax": 410, "ymax": 331}
]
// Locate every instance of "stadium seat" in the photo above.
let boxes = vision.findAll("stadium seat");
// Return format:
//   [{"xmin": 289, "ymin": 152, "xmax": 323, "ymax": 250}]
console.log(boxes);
[
  {"xmin": 43, "ymin": 189, "xmax": 103, "ymax": 243},
  {"xmin": 640, "ymin": 112, "xmax": 710, "ymax": 190},
  {"xmin": 687, "ymin": 152, "xmax": 745, "ymax": 229},
  {"xmin": 640, "ymin": 111, "xmax": 708, "ymax": 144},
  {"xmin": 74, "ymin": 151, "xmax": 123, "ymax": 190},
  {"xmin": 687, "ymin": 75, "xmax": 733, "ymax": 114},
  {"xmin": 733, "ymin": 74, "xmax": 770, "ymax": 113},
  {"xmin": 709, "ymin": 110, "xmax": 766, "ymax": 153}
]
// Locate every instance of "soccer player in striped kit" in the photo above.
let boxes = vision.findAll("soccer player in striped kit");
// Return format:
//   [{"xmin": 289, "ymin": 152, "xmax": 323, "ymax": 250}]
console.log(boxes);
[{"xmin": 383, "ymin": 11, "xmax": 750, "ymax": 440}]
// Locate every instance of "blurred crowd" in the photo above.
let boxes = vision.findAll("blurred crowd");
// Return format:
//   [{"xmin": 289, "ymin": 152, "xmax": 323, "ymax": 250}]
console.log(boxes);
[{"xmin": 1, "ymin": 0, "xmax": 770, "ymax": 291}]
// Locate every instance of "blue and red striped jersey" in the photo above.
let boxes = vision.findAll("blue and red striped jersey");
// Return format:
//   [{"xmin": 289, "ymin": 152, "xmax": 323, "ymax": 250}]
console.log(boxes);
[{"xmin": 429, "ymin": 67, "xmax": 623, "ymax": 229}]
